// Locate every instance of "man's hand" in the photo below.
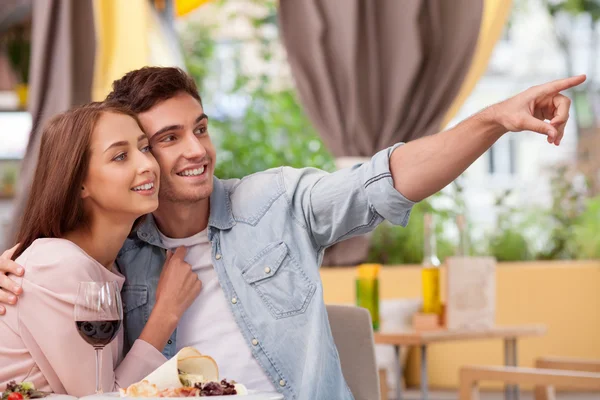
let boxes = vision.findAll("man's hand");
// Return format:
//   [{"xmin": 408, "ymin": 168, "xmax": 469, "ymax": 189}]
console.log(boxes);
[
  {"xmin": 0, "ymin": 244, "xmax": 24, "ymax": 315},
  {"xmin": 390, "ymin": 74, "xmax": 586, "ymax": 202},
  {"xmin": 489, "ymin": 74, "xmax": 586, "ymax": 146}
]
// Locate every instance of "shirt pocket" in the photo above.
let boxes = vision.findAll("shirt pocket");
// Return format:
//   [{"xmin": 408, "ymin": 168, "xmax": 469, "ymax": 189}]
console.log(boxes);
[
  {"xmin": 241, "ymin": 241, "xmax": 316, "ymax": 319},
  {"xmin": 121, "ymin": 285, "xmax": 149, "ymax": 352}
]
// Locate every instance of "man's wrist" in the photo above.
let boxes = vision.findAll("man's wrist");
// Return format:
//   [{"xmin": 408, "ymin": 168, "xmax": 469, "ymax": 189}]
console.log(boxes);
[{"xmin": 475, "ymin": 104, "xmax": 508, "ymax": 138}]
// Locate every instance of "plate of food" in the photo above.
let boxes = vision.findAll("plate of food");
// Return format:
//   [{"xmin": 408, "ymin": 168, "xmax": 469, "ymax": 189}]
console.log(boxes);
[
  {"xmin": 0, "ymin": 382, "xmax": 68, "ymax": 400},
  {"xmin": 82, "ymin": 347, "xmax": 283, "ymax": 400}
]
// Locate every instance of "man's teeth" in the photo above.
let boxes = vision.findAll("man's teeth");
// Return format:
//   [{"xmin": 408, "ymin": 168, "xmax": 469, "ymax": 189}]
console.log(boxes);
[
  {"xmin": 178, "ymin": 166, "xmax": 205, "ymax": 176},
  {"xmin": 132, "ymin": 182, "xmax": 154, "ymax": 191}
]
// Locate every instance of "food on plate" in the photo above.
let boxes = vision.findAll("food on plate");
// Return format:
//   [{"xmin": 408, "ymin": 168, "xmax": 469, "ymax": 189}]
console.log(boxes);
[
  {"xmin": 122, "ymin": 379, "xmax": 241, "ymax": 397},
  {"xmin": 120, "ymin": 347, "xmax": 248, "ymax": 397},
  {"xmin": 1, "ymin": 381, "xmax": 50, "ymax": 400}
]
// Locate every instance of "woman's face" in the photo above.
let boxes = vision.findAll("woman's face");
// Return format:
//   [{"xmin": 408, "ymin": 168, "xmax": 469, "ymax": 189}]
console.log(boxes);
[{"xmin": 82, "ymin": 112, "xmax": 160, "ymax": 220}]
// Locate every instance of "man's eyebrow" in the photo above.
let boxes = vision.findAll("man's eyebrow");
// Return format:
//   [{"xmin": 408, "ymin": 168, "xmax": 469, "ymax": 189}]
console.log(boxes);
[
  {"xmin": 152, "ymin": 124, "xmax": 183, "ymax": 138},
  {"xmin": 195, "ymin": 113, "xmax": 208, "ymax": 124},
  {"xmin": 151, "ymin": 114, "xmax": 208, "ymax": 139}
]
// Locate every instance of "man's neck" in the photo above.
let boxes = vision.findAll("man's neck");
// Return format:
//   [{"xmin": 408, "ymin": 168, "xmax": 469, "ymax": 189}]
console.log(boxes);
[{"xmin": 152, "ymin": 198, "xmax": 210, "ymax": 239}]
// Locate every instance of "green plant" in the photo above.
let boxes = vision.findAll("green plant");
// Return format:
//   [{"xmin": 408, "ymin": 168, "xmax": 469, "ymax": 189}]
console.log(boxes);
[
  {"xmin": 2, "ymin": 168, "xmax": 16, "ymax": 187},
  {"xmin": 5, "ymin": 25, "xmax": 30, "ymax": 84},
  {"xmin": 180, "ymin": 22, "xmax": 216, "ymax": 96},
  {"xmin": 366, "ymin": 193, "xmax": 456, "ymax": 265},
  {"xmin": 485, "ymin": 164, "xmax": 598, "ymax": 261},
  {"xmin": 181, "ymin": 0, "xmax": 335, "ymax": 179},
  {"xmin": 567, "ymin": 196, "xmax": 600, "ymax": 259},
  {"xmin": 534, "ymin": 166, "xmax": 588, "ymax": 260},
  {"xmin": 486, "ymin": 189, "xmax": 532, "ymax": 261}
]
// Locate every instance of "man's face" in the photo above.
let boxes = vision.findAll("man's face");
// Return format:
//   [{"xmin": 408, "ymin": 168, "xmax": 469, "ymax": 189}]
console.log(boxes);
[{"xmin": 138, "ymin": 92, "xmax": 216, "ymax": 205}]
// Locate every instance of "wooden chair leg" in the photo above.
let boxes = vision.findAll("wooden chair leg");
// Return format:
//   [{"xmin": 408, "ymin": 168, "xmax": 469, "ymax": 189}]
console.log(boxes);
[
  {"xmin": 459, "ymin": 369, "xmax": 479, "ymax": 400},
  {"xmin": 378, "ymin": 368, "xmax": 388, "ymax": 400},
  {"xmin": 534, "ymin": 385, "xmax": 549, "ymax": 400}
]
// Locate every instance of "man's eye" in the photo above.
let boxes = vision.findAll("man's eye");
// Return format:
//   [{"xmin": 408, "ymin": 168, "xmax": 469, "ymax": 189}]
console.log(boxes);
[
  {"xmin": 194, "ymin": 127, "xmax": 207, "ymax": 135},
  {"xmin": 161, "ymin": 135, "xmax": 176, "ymax": 142}
]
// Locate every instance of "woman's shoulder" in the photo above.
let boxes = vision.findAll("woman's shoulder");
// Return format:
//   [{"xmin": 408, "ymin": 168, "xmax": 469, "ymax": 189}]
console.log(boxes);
[{"xmin": 17, "ymin": 238, "xmax": 103, "ymax": 284}]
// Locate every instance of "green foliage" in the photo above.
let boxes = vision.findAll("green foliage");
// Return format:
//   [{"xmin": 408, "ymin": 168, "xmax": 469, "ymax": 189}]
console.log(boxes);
[
  {"xmin": 181, "ymin": 1, "xmax": 334, "ymax": 180},
  {"xmin": 366, "ymin": 199, "xmax": 455, "ymax": 265},
  {"xmin": 545, "ymin": 0, "xmax": 600, "ymax": 21},
  {"xmin": 4, "ymin": 25, "xmax": 30, "ymax": 84},
  {"xmin": 486, "ymin": 189, "xmax": 533, "ymax": 261},
  {"xmin": 180, "ymin": 22, "xmax": 216, "ymax": 95},
  {"xmin": 534, "ymin": 165, "xmax": 587, "ymax": 259},
  {"xmin": 212, "ymin": 89, "xmax": 335, "ymax": 179},
  {"xmin": 2, "ymin": 168, "xmax": 16, "ymax": 186},
  {"xmin": 366, "ymin": 180, "xmax": 471, "ymax": 265},
  {"xmin": 568, "ymin": 196, "xmax": 600, "ymax": 259}
]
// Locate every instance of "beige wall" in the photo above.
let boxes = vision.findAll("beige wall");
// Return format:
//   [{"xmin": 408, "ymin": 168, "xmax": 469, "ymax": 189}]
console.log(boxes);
[{"xmin": 320, "ymin": 261, "xmax": 600, "ymax": 389}]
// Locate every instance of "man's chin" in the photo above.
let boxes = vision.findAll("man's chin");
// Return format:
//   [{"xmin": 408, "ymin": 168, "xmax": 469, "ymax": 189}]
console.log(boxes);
[{"xmin": 159, "ymin": 186, "xmax": 213, "ymax": 204}]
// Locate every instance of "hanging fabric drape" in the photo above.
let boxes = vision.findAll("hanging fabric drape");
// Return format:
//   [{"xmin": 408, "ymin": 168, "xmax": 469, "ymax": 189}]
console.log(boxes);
[
  {"xmin": 8, "ymin": 0, "xmax": 96, "ymax": 244},
  {"xmin": 278, "ymin": 0, "xmax": 484, "ymax": 265}
]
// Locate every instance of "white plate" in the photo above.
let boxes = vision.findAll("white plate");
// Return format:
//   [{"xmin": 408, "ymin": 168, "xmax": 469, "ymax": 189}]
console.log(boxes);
[{"xmin": 80, "ymin": 391, "xmax": 283, "ymax": 400}]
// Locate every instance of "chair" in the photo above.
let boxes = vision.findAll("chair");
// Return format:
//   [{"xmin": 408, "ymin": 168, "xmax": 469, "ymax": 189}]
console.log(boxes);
[{"xmin": 327, "ymin": 304, "xmax": 381, "ymax": 400}]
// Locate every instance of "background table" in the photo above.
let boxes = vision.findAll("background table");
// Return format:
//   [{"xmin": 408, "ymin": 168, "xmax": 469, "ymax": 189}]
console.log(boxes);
[{"xmin": 374, "ymin": 325, "xmax": 547, "ymax": 400}]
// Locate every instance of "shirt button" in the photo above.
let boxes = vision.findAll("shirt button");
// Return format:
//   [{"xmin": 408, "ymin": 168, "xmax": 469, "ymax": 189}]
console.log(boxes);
[
  {"xmin": 264, "ymin": 267, "xmax": 271, "ymax": 274},
  {"xmin": 251, "ymin": 338, "xmax": 258, "ymax": 346},
  {"xmin": 215, "ymin": 254, "xmax": 222, "ymax": 260},
  {"xmin": 279, "ymin": 380, "xmax": 286, "ymax": 387},
  {"xmin": 167, "ymin": 339, "xmax": 172, "ymax": 345},
  {"xmin": 231, "ymin": 297, "xmax": 238, "ymax": 304}
]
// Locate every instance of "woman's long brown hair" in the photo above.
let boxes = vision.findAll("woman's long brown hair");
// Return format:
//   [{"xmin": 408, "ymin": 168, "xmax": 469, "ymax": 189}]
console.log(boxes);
[{"xmin": 12, "ymin": 103, "xmax": 140, "ymax": 260}]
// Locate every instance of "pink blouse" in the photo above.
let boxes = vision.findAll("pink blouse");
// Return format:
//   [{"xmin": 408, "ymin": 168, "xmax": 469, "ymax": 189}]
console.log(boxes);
[{"xmin": 0, "ymin": 239, "xmax": 166, "ymax": 397}]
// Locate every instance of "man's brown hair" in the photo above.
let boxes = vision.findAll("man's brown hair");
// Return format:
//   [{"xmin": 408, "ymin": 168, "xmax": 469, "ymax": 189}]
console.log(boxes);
[{"xmin": 105, "ymin": 67, "xmax": 202, "ymax": 113}]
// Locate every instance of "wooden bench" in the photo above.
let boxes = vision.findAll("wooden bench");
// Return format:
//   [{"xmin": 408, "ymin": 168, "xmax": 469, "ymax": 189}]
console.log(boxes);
[
  {"xmin": 534, "ymin": 357, "xmax": 600, "ymax": 400},
  {"xmin": 459, "ymin": 364, "xmax": 600, "ymax": 400}
]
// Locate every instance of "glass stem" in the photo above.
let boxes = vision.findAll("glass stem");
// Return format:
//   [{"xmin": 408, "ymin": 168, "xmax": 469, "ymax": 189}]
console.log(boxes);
[{"xmin": 95, "ymin": 347, "xmax": 103, "ymax": 394}]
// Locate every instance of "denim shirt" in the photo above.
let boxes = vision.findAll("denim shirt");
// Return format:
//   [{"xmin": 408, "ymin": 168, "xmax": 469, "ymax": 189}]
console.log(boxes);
[{"xmin": 115, "ymin": 143, "xmax": 414, "ymax": 400}]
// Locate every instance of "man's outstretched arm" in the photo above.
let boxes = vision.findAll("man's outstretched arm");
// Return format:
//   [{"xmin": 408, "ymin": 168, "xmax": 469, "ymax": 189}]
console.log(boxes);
[{"xmin": 390, "ymin": 75, "xmax": 586, "ymax": 202}]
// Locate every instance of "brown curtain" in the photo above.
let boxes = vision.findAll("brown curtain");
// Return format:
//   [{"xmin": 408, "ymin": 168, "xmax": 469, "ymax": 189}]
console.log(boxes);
[
  {"xmin": 278, "ymin": 0, "xmax": 483, "ymax": 265},
  {"xmin": 7, "ymin": 0, "xmax": 96, "ymax": 246}
]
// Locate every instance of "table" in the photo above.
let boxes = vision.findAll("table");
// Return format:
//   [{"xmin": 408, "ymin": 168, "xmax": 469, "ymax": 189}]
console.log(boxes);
[{"xmin": 374, "ymin": 325, "xmax": 547, "ymax": 400}]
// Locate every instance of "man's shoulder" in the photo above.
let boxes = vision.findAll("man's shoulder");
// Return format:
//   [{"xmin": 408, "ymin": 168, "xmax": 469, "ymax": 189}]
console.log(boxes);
[
  {"xmin": 218, "ymin": 167, "xmax": 283, "ymax": 191},
  {"xmin": 218, "ymin": 166, "xmax": 327, "ymax": 197},
  {"xmin": 216, "ymin": 169, "xmax": 286, "ymax": 225}
]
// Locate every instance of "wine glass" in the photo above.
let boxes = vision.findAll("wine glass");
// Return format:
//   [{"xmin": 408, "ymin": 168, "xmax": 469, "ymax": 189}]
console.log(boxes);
[{"xmin": 74, "ymin": 281, "xmax": 123, "ymax": 394}]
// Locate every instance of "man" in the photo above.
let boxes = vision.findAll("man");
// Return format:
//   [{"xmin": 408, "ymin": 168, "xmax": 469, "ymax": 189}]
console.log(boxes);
[{"xmin": 0, "ymin": 66, "xmax": 585, "ymax": 399}]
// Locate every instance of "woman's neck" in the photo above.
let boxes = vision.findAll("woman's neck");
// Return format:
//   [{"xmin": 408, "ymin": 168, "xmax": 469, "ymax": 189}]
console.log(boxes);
[{"xmin": 64, "ymin": 213, "xmax": 134, "ymax": 270}]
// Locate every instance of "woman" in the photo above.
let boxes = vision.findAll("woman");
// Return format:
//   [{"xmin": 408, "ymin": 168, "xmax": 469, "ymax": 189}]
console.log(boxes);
[{"xmin": 0, "ymin": 103, "xmax": 201, "ymax": 396}]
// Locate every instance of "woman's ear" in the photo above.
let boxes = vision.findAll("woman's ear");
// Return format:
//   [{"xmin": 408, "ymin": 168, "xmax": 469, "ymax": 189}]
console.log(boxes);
[{"xmin": 81, "ymin": 185, "xmax": 90, "ymax": 199}]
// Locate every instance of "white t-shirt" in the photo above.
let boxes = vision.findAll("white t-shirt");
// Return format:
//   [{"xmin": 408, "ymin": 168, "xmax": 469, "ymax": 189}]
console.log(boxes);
[{"xmin": 158, "ymin": 228, "xmax": 275, "ymax": 392}]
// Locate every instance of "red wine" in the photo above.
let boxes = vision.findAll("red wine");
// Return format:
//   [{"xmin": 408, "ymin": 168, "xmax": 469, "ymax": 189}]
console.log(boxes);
[{"xmin": 75, "ymin": 320, "xmax": 121, "ymax": 348}]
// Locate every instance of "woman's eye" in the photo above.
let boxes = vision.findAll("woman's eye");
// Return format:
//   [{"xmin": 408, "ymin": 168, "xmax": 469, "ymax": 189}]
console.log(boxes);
[
  {"xmin": 141, "ymin": 145, "xmax": 152, "ymax": 153},
  {"xmin": 113, "ymin": 153, "xmax": 127, "ymax": 162}
]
